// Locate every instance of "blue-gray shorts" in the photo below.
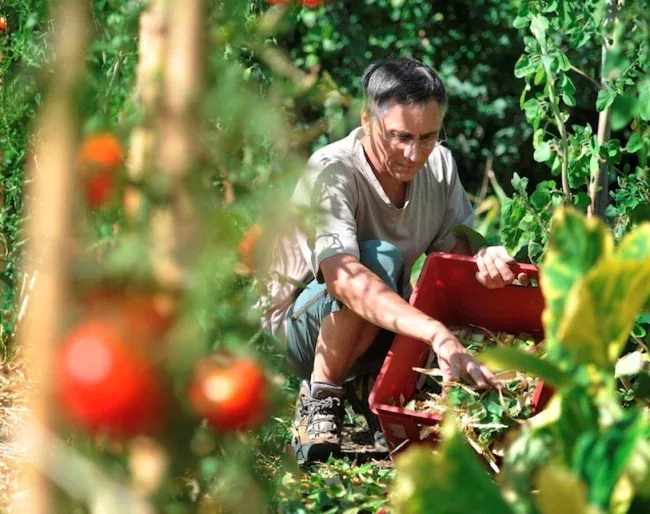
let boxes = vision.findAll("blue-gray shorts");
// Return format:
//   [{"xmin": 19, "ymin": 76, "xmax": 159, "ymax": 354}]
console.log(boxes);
[{"xmin": 285, "ymin": 240, "xmax": 406, "ymax": 380}]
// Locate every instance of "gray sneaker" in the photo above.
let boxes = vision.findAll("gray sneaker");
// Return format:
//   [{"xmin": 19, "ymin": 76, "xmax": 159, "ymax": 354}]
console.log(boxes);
[{"xmin": 291, "ymin": 380, "xmax": 345, "ymax": 465}]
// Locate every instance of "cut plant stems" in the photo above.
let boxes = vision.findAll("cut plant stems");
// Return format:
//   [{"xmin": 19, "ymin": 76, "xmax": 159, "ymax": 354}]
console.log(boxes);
[{"xmin": 393, "ymin": 325, "xmax": 545, "ymax": 472}]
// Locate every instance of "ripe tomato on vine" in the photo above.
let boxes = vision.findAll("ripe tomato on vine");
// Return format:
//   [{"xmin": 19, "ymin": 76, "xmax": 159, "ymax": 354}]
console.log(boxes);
[
  {"xmin": 0, "ymin": 16, "xmax": 7, "ymax": 32},
  {"xmin": 188, "ymin": 356, "xmax": 270, "ymax": 431},
  {"xmin": 77, "ymin": 133, "xmax": 123, "ymax": 208},
  {"xmin": 56, "ymin": 319, "xmax": 166, "ymax": 438}
]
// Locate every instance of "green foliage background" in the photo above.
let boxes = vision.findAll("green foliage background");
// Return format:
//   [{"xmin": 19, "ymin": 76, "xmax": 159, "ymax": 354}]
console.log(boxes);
[{"xmin": 1, "ymin": 0, "xmax": 650, "ymax": 512}]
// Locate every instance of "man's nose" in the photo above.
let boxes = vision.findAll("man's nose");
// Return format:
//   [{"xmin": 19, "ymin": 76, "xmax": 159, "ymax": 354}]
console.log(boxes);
[{"xmin": 403, "ymin": 140, "xmax": 423, "ymax": 161}]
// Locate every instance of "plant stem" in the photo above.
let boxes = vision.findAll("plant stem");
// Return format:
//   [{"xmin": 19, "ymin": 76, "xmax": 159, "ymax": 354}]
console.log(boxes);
[
  {"xmin": 548, "ymin": 81, "xmax": 571, "ymax": 203},
  {"xmin": 589, "ymin": 0, "xmax": 618, "ymax": 220},
  {"xmin": 569, "ymin": 65, "xmax": 603, "ymax": 90}
]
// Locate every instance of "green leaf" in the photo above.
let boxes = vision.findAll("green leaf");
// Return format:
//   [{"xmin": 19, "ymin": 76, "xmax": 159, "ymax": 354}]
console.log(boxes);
[
  {"xmin": 530, "ymin": 15, "xmax": 549, "ymax": 45},
  {"xmin": 562, "ymin": 94, "xmax": 576, "ymax": 107},
  {"xmin": 391, "ymin": 419, "xmax": 516, "ymax": 514},
  {"xmin": 524, "ymin": 98, "xmax": 541, "ymax": 119},
  {"xmin": 452, "ymin": 225, "xmax": 489, "ymax": 254},
  {"xmin": 556, "ymin": 52, "xmax": 571, "ymax": 72},
  {"xmin": 513, "ymin": 16, "xmax": 529, "ymax": 29},
  {"xmin": 530, "ymin": 180, "xmax": 554, "ymax": 209},
  {"xmin": 515, "ymin": 55, "xmax": 537, "ymax": 78},
  {"xmin": 511, "ymin": 172, "xmax": 529, "ymax": 193},
  {"xmin": 596, "ymin": 89, "xmax": 616, "ymax": 112},
  {"xmin": 534, "ymin": 67, "xmax": 547, "ymax": 86},
  {"xmin": 541, "ymin": 208, "xmax": 613, "ymax": 345},
  {"xmin": 558, "ymin": 253, "xmax": 650, "ymax": 367},
  {"xmin": 561, "ymin": 75, "xmax": 576, "ymax": 95},
  {"xmin": 639, "ymin": 78, "xmax": 650, "ymax": 122},
  {"xmin": 572, "ymin": 413, "xmax": 644, "ymax": 509},
  {"xmin": 611, "ymin": 94, "xmax": 639, "ymax": 131},
  {"xmin": 626, "ymin": 133, "xmax": 644, "ymax": 153},
  {"xmin": 534, "ymin": 142, "xmax": 552, "ymax": 162},
  {"xmin": 478, "ymin": 347, "xmax": 571, "ymax": 387},
  {"xmin": 573, "ymin": 192, "xmax": 591, "ymax": 209},
  {"xmin": 535, "ymin": 465, "xmax": 592, "ymax": 514}
]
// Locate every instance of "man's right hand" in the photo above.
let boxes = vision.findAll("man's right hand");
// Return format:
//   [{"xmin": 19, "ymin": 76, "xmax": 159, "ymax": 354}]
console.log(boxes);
[{"xmin": 431, "ymin": 328, "xmax": 502, "ymax": 392}]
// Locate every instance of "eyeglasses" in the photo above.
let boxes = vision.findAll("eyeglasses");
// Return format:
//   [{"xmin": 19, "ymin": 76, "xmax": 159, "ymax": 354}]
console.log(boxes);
[{"xmin": 376, "ymin": 122, "xmax": 447, "ymax": 151}]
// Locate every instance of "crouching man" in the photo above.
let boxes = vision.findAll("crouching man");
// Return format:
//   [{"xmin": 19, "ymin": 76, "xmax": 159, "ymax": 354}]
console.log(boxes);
[{"xmin": 260, "ymin": 58, "xmax": 524, "ymax": 465}]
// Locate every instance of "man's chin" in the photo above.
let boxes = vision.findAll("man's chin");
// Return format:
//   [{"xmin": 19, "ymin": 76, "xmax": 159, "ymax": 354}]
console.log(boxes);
[{"xmin": 391, "ymin": 165, "xmax": 421, "ymax": 181}]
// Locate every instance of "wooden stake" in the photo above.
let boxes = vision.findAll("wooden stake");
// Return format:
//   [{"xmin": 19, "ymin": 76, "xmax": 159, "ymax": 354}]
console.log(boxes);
[{"xmin": 17, "ymin": 1, "xmax": 89, "ymax": 512}]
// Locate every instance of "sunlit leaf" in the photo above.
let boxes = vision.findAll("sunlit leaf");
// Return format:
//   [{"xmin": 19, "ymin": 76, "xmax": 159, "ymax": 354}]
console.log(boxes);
[
  {"xmin": 558, "ymin": 258, "xmax": 650, "ymax": 367},
  {"xmin": 535, "ymin": 465, "xmax": 595, "ymax": 514},
  {"xmin": 541, "ymin": 208, "xmax": 613, "ymax": 345},
  {"xmin": 391, "ymin": 418, "xmax": 515, "ymax": 514}
]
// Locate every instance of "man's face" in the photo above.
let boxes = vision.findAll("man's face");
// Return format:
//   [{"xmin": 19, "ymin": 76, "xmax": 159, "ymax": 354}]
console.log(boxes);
[{"xmin": 361, "ymin": 100, "xmax": 444, "ymax": 183}]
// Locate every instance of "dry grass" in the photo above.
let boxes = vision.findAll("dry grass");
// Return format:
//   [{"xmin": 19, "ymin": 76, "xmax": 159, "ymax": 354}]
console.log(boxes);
[{"xmin": 0, "ymin": 355, "xmax": 33, "ymax": 512}]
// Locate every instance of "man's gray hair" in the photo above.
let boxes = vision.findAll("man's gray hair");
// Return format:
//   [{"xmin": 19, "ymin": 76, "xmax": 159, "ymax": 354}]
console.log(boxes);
[{"xmin": 362, "ymin": 58, "xmax": 448, "ymax": 117}]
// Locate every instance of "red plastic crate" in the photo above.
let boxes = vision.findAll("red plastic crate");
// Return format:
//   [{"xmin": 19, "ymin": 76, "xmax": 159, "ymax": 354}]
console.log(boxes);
[{"xmin": 368, "ymin": 252, "xmax": 553, "ymax": 454}]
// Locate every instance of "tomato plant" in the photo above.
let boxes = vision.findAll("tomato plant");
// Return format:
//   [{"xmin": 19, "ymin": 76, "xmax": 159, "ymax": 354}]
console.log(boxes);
[
  {"xmin": 188, "ymin": 356, "xmax": 270, "ymax": 431},
  {"xmin": 55, "ymin": 319, "xmax": 166, "ymax": 438}
]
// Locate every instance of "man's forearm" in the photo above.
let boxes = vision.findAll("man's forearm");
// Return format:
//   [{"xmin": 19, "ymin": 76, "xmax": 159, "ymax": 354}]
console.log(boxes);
[{"xmin": 326, "ymin": 259, "xmax": 449, "ymax": 349}]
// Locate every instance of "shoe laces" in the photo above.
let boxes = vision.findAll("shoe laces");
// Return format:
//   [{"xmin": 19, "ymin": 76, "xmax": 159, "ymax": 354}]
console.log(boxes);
[{"xmin": 303, "ymin": 396, "xmax": 341, "ymax": 437}]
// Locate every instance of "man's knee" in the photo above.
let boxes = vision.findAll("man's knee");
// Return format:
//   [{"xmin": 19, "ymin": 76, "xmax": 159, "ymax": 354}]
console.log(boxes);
[{"xmin": 358, "ymin": 240, "xmax": 404, "ymax": 292}]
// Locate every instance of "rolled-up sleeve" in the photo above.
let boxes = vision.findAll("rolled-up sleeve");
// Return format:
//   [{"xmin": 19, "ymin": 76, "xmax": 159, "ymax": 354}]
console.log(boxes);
[{"xmin": 294, "ymin": 163, "xmax": 360, "ymax": 281}]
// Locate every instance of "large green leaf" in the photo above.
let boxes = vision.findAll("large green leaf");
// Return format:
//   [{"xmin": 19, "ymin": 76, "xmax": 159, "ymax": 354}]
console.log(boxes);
[
  {"xmin": 556, "ymin": 225, "xmax": 650, "ymax": 367},
  {"xmin": 541, "ymin": 208, "xmax": 613, "ymax": 345},
  {"xmin": 558, "ymin": 259, "xmax": 650, "ymax": 367},
  {"xmin": 391, "ymin": 418, "xmax": 515, "ymax": 514},
  {"xmin": 478, "ymin": 347, "xmax": 571, "ymax": 387}
]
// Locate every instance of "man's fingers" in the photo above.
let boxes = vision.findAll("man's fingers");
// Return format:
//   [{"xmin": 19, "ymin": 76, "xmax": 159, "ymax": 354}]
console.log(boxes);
[
  {"xmin": 476, "ymin": 256, "xmax": 499, "ymax": 288},
  {"xmin": 494, "ymin": 246, "xmax": 515, "ymax": 264},
  {"xmin": 493, "ymin": 256, "xmax": 515, "ymax": 283},
  {"xmin": 466, "ymin": 361, "xmax": 488, "ymax": 389},
  {"xmin": 481, "ymin": 253, "xmax": 506, "ymax": 288},
  {"xmin": 479, "ymin": 364, "xmax": 503, "ymax": 390},
  {"xmin": 449, "ymin": 356, "xmax": 461, "ymax": 382},
  {"xmin": 518, "ymin": 272, "xmax": 530, "ymax": 286}
]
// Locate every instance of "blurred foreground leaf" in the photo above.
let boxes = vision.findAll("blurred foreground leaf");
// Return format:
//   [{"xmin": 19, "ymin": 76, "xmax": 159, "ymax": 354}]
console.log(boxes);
[{"xmin": 391, "ymin": 418, "xmax": 514, "ymax": 514}]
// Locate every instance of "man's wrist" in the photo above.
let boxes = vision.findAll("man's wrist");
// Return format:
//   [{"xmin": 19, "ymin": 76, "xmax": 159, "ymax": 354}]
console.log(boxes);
[{"xmin": 426, "ymin": 320, "xmax": 452, "ymax": 353}]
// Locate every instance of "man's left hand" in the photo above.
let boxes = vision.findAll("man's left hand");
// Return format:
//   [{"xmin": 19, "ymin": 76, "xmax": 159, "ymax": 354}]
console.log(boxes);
[{"xmin": 475, "ymin": 246, "xmax": 529, "ymax": 289}]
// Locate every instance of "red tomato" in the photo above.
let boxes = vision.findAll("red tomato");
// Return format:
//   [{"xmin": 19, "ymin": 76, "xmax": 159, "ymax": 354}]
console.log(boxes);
[
  {"xmin": 301, "ymin": 0, "xmax": 323, "ymax": 7},
  {"xmin": 56, "ymin": 319, "xmax": 166, "ymax": 438},
  {"xmin": 188, "ymin": 356, "xmax": 270, "ymax": 431},
  {"xmin": 83, "ymin": 170, "xmax": 114, "ymax": 209},
  {"xmin": 77, "ymin": 133, "xmax": 123, "ymax": 208},
  {"xmin": 78, "ymin": 133, "xmax": 123, "ymax": 169},
  {"xmin": 0, "ymin": 16, "xmax": 7, "ymax": 32}
]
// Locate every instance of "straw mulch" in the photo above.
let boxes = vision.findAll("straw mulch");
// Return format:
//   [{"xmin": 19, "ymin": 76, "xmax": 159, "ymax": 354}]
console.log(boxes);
[{"xmin": 0, "ymin": 356, "xmax": 32, "ymax": 512}]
